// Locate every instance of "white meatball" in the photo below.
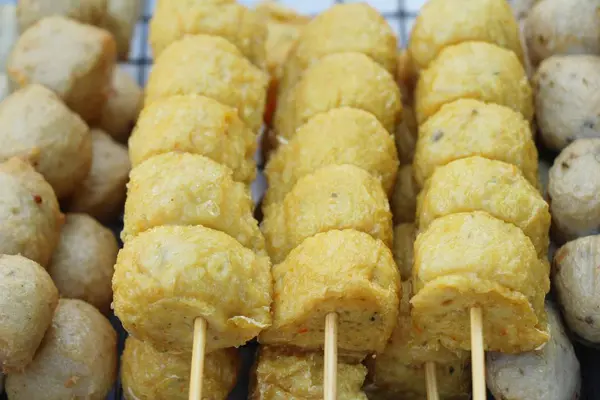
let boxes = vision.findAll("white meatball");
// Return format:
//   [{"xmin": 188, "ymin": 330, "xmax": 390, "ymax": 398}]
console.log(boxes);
[
  {"xmin": 525, "ymin": 0, "xmax": 600, "ymax": 67},
  {"xmin": 486, "ymin": 302, "xmax": 581, "ymax": 400},
  {"xmin": 548, "ymin": 138, "xmax": 600, "ymax": 243},
  {"xmin": 5, "ymin": 299, "xmax": 117, "ymax": 400},
  {"xmin": 534, "ymin": 55, "xmax": 600, "ymax": 151},
  {"xmin": 98, "ymin": 68, "xmax": 142, "ymax": 142},
  {"xmin": 553, "ymin": 235, "xmax": 600, "ymax": 342}
]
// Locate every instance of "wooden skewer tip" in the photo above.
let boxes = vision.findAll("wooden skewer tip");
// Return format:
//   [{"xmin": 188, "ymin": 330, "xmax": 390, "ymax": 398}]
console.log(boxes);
[{"xmin": 189, "ymin": 317, "xmax": 207, "ymax": 400}]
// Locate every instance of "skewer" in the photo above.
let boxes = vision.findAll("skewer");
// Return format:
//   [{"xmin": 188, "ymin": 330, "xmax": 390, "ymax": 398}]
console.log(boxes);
[
  {"xmin": 471, "ymin": 307, "xmax": 486, "ymax": 400},
  {"xmin": 189, "ymin": 318, "xmax": 207, "ymax": 400},
  {"xmin": 425, "ymin": 361, "xmax": 440, "ymax": 400},
  {"xmin": 324, "ymin": 312, "xmax": 338, "ymax": 400}
]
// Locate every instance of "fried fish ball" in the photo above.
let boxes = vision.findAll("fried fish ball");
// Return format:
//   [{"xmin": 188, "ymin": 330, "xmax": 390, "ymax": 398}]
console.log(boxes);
[
  {"xmin": 67, "ymin": 130, "xmax": 130, "ymax": 222},
  {"xmin": 394, "ymin": 104, "xmax": 418, "ymax": 164},
  {"xmin": 252, "ymin": 346, "xmax": 368, "ymax": 400},
  {"xmin": 392, "ymin": 223, "xmax": 416, "ymax": 281},
  {"xmin": 256, "ymin": 1, "xmax": 309, "ymax": 127},
  {"xmin": 5, "ymin": 299, "xmax": 117, "ymax": 400},
  {"xmin": 121, "ymin": 338, "xmax": 239, "ymax": 400},
  {"xmin": 553, "ymin": 235, "xmax": 600, "ymax": 343},
  {"xmin": 0, "ymin": 254, "xmax": 58, "ymax": 372},
  {"xmin": 98, "ymin": 68, "xmax": 142, "ymax": 142},
  {"xmin": 365, "ymin": 281, "xmax": 470, "ymax": 400},
  {"xmin": 525, "ymin": 0, "xmax": 600, "ymax": 68},
  {"xmin": 0, "ymin": 158, "xmax": 62, "ymax": 267},
  {"xmin": 412, "ymin": 212, "xmax": 550, "ymax": 353},
  {"xmin": 8, "ymin": 16, "xmax": 116, "ymax": 124},
  {"xmin": 413, "ymin": 99, "xmax": 538, "ymax": 187},
  {"xmin": 260, "ymin": 229, "xmax": 400, "ymax": 357},
  {"xmin": 113, "ymin": 225, "xmax": 272, "ymax": 353},
  {"xmin": 150, "ymin": 0, "xmax": 266, "ymax": 68},
  {"xmin": 129, "ymin": 95, "xmax": 256, "ymax": 184},
  {"xmin": 418, "ymin": 157, "xmax": 550, "ymax": 257},
  {"xmin": 103, "ymin": 0, "xmax": 142, "ymax": 59},
  {"xmin": 0, "ymin": 5, "xmax": 17, "ymax": 74},
  {"xmin": 274, "ymin": 52, "xmax": 401, "ymax": 141},
  {"xmin": 279, "ymin": 3, "xmax": 397, "ymax": 95},
  {"xmin": 486, "ymin": 302, "xmax": 581, "ymax": 400},
  {"xmin": 145, "ymin": 35, "xmax": 268, "ymax": 132},
  {"xmin": 256, "ymin": 1, "xmax": 309, "ymax": 81},
  {"xmin": 391, "ymin": 165, "xmax": 418, "ymax": 224},
  {"xmin": 122, "ymin": 152, "xmax": 264, "ymax": 253},
  {"xmin": 534, "ymin": 55, "xmax": 600, "ymax": 152},
  {"xmin": 415, "ymin": 41, "xmax": 533, "ymax": 124},
  {"xmin": 548, "ymin": 138, "xmax": 600, "ymax": 243},
  {"xmin": 264, "ymin": 108, "xmax": 398, "ymax": 207},
  {"xmin": 408, "ymin": 0, "xmax": 523, "ymax": 71},
  {"xmin": 47, "ymin": 214, "xmax": 118, "ymax": 314},
  {"xmin": 262, "ymin": 164, "xmax": 393, "ymax": 264},
  {"xmin": 16, "ymin": 0, "xmax": 107, "ymax": 32},
  {"xmin": 0, "ymin": 85, "xmax": 92, "ymax": 199}
]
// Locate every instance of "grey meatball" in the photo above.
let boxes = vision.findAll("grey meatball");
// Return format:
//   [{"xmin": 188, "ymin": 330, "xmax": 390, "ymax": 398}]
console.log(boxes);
[
  {"xmin": 47, "ymin": 213, "xmax": 118, "ymax": 314},
  {"xmin": 534, "ymin": 55, "xmax": 600, "ymax": 151},
  {"xmin": 486, "ymin": 302, "xmax": 581, "ymax": 400},
  {"xmin": 548, "ymin": 138, "xmax": 600, "ymax": 243},
  {"xmin": 5, "ymin": 299, "xmax": 117, "ymax": 400},
  {"xmin": 553, "ymin": 235, "xmax": 600, "ymax": 342},
  {"xmin": 525, "ymin": 0, "xmax": 600, "ymax": 67}
]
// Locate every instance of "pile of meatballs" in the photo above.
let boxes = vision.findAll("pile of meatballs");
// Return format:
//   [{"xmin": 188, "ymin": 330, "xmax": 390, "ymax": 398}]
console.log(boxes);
[
  {"xmin": 1, "ymin": 0, "xmax": 600, "ymax": 399},
  {"xmin": 0, "ymin": 1, "xmax": 142, "ymax": 399}
]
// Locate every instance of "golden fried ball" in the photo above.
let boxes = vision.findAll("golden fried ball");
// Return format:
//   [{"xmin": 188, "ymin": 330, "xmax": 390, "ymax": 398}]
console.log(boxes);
[
  {"xmin": 252, "ymin": 346, "xmax": 368, "ymax": 399},
  {"xmin": 262, "ymin": 164, "xmax": 393, "ymax": 264},
  {"xmin": 102, "ymin": 0, "xmax": 142, "ymax": 59},
  {"xmin": 260, "ymin": 229, "xmax": 400, "ymax": 357},
  {"xmin": 414, "ymin": 41, "xmax": 532, "ymax": 124},
  {"xmin": 256, "ymin": 1, "xmax": 309, "ymax": 81},
  {"xmin": 0, "ymin": 84, "xmax": 92, "ymax": 199},
  {"xmin": 392, "ymin": 223, "xmax": 417, "ymax": 281},
  {"xmin": 391, "ymin": 165, "xmax": 418, "ymax": 224},
  {"xmin": 408, "ymin": 0, "xmax": 523, "ymax": 70},
  {"xmin": 279, "ymin": 3, "xmax": 397, "ymax": 94},
  {"xmin": 412, "ymin": 212, "xmax": 550, "ymax": 353},
  {"xmin": 365, "ymin": 281, "xmax": 471, "ymax": 400},
  {"xmin": 67, "ymin": 129, "xmax": 130, "ymax": 223},
  {"xmin": 122, "ymin": 152, "xmax": 264, "ymax": 253},
  {"xmin": 98, "ymin": 67, "xmax": 142, "ymax": 143},
  {"xmin": 16, "ymin": 0, "xmax": 107, "ymax": 32},
  {"xmin": 394, "ymin": 103, "xmax": 418, "ymax": 164},
  {"xmin": 413, "ymin": 99, "xmax": 538, "ymax": 187},
  {"xmin": 548, "ymin": 138, "xmax": 600, "ymax": 243},
  {"xmin": 129, "ymin": 94, "xmax": 256, "ymax": 184},
  {"xmin": 0, "ymin": 158, "xmax": 62, "ymax": 267},
  {"xmin": 150, "ymin": 0, "xmax": 266, "ymax": 68},
  {"xmin": 113, "ymin": 225, "xmax": 272, "ymax": 353},
  {"xmin": 418, "ymin": 157, "xmax": 550, "ymax": 257},
  {"xmin": 121, "ymin": 338, "xmax": 239, "ymax": 400},
  {"xmin": 8, "ymin": 16, "xmax": 116, "ymax": 124},
  {"xmin": 145, "ymin": 35, "xmax": 268, "ymax": 133},
  {"xmin": 5, "ymin": 299, "xmax": 117, "ymax": 400},
  {"xmin": 47, "ymin": 213, "xmax": 118, "ymax": 314},
  {"xmin": 274, "ymin": 52, "xmax": 401, "ymax": 141},
  {"xmin": 264, "ymin": 107, "xmax": 398, "ymax": 207},
  {"xmin": 0, "ymin": 254, "xmax": 58, "ymax": 372}
]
